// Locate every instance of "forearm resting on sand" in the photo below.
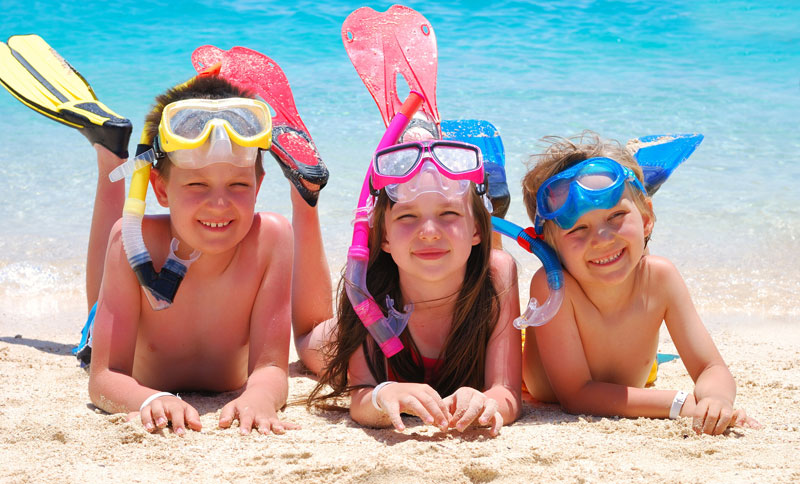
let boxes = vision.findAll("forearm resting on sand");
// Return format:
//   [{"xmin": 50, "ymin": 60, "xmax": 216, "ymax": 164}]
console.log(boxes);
[{"xmin": 558, "ymin": 381, "xmax": 695, "ymax": 419}]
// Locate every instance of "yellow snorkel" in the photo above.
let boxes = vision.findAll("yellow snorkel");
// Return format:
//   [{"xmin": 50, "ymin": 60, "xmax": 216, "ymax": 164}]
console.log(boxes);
[{"xmin": 109, "ymin": 128, "xmax": 201, "ymax": 311}]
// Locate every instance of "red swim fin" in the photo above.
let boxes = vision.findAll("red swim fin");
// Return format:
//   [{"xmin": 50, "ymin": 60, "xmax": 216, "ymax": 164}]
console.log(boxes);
[
  {"xmin": 191, "ymin": 45, "xmax": 328, "ymax": 206},
  {"xmin": 342, "ymin": 5, "xmax": 440, "ymax": 132}
]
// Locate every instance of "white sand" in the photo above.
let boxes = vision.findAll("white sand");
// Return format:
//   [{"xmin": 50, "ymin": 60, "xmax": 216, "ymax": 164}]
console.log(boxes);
[{"xmin": 1, "ymin": 304, "xmax": 799, "ymax": 483}]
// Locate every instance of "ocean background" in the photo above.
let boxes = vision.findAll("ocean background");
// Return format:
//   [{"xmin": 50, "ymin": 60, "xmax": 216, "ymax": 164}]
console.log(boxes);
[{"xmin": 1, "ymin": 0, "xmax": 798, "ymax": 325}]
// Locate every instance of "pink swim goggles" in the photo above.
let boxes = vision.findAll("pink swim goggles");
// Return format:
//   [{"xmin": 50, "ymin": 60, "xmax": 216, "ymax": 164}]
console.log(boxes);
[{"xmin": 370, "ymin": 140, "xmax": 486, "ymax": 202}]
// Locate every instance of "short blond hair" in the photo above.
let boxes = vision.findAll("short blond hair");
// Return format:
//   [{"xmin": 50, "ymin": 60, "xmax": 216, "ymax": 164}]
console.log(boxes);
[{"xmin": 521, "ymin": 131, "xmax": 654, "ymax": 247}]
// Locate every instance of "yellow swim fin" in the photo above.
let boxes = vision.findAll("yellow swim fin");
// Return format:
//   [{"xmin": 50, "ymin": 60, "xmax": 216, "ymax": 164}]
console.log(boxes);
[{"xmin": 0, "ymin": 34, "xmax": 132, "ymax": 158}]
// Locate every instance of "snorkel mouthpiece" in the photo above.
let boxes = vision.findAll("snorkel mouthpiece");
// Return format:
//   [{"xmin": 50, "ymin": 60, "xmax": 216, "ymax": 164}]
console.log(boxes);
[{"xmin": 492, "ymin": 217, "xmax": 564, "ymax": 328}]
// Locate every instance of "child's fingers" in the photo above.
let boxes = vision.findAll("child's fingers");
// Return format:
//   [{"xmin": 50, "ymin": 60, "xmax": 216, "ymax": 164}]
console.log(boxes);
[
  {"xmin": 489, "ymin": 412, "xmax": 504, "ymax": 437},
  {"xmin": 383, "ymin": 401, "xmax": 406, "ymax": 431},
  {"xmin": 139, "ymin": 408, "xmax": 156, "ymax": 432},
  {"xmin": 254, "ymin": 416, "xmax": 277, "ymax": 435},
  {"xmin": 168, "ymin": 407, "xmax": 187, "ymax": 437},
  {"xmin": 442, "ymin": 394, "xmax": 455, "ymax": 412},
  {"xmin": 477, "ymin": 399, "xmax": 499, "ymax": 427},
  {"xmin": 699, "ymin": 401, "xmax": 722, "ymax": 435},
  {"xmin": 238, "ymin": 409, "xmax": 255, "ymax": 435},
  {"xmin": 712, "ymin": 407, "xmax": 734, "ymax": 435},
  {"xmin": 401, "ymin": 397, "xmax": 437, "ymax": 427},
  {"xmin": 419, "ymin": 391, "xmax": 450, "ymax": 430},
  {"xmin": 218, "ymin": 401, "xmax": 236, "ymax": 429},
  {"xmin": 691, "ymin": 399, "xmax": 709, "ymax": 434},
  {"xmin": 731, "ymin": 409, "xmax": 761, "ymax": 429},
  {"xmin": 184, "ymin": 405, "xmax": 203, "ymax": 432},
  {"xmin": 454, "ymin": 395, "xmax": 483, "ymax": 432},
  {"xmin": 432, "ymin": 391, "xmax": 452, "ymax": 424},
  {"xmin": 149, "ymin": 400, "xmax": 169, "ymax": 429}
]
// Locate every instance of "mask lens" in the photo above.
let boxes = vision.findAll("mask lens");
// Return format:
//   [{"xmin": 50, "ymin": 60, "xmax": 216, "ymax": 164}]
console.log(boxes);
[
  {"xmin": 170, "ymin": 109, "xmax": 214, "ymax": 139},
  {"xmin": 431, "ymin": 145, "xmax": 479, "ymax": 173},
  {"xmin": 170, "ymin": 106, "xmax": 265, "ymax": 140},
  {"xmin": 375, "ymin": 146, "xmax": 421, "ymax": 177},
  {"xmin": 542, "ymin": 178, "xmax": 572, "ymax": 213},
  {"xmin": 575, "ymin": 162, "xmax": 619, "ymax": 191}
]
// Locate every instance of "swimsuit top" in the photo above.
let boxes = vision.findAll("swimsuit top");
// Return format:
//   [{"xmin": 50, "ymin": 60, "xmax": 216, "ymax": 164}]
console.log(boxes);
[{"xmin": 387, "ymin": 354, "xmax": 443, "ymax": 385}]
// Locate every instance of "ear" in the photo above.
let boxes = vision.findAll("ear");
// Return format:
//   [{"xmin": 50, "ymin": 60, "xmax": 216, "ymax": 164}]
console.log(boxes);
[
  {"xmin": 150, "ymin": 168, "xmax": 169, "ymax": 208},
  {"xmin": 380, "ymin": 231, "xmax": 391, "ymax": 253},
  {"xmin": 472, "ymin": 218, "xmax": 482, "ymax": 246},
  {"xmin": 642, "ymin": 198, "xmax": 655, "ymax": 237},
  {"xmin": 255, "ymin": 172, "xmax": 264, "ymax": 195}
]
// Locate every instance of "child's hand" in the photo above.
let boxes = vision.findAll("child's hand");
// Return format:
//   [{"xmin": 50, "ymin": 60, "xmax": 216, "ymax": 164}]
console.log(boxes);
[
  {"xmin": 219, "ymin": 393, "xmax": 300, "ymax": 436},
  {"xmin": 442, "ymin": 387, "xmax": 503, "ymax": 436},
  {"xmin": 375, "ymin": 383, "xmax": 450, "ymax": 432},
  {"xmin": 136, "ymin": 395, "xmax": 202, "ymax": 436},
  {"xmin": 683, "ymin": 395, "xmax": 762, "ymax": 435}
]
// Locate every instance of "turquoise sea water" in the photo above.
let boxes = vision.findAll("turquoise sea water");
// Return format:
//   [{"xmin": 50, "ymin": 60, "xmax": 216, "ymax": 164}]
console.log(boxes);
[{"xmin": 1, "ymin": 1, "xmax": 798, "ymax": 320}]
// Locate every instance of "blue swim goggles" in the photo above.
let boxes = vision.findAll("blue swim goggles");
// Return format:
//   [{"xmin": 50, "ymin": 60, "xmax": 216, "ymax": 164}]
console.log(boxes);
[{"xmin": 534, "ymin": 157, "xmax": 646, "ymax": 234}]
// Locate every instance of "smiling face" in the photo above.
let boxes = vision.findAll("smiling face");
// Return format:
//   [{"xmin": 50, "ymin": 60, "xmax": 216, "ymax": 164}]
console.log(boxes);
[
  {"xmin": 551, "ymin": 189, "xmax": 653, "ymax": 288},
  {"xmin": 380, "ymin": 190, "xmax": 481, "ymax": 285},
  {"xmin": 151, "ymin": 162, "xmax": 262, "ymax": 255}
]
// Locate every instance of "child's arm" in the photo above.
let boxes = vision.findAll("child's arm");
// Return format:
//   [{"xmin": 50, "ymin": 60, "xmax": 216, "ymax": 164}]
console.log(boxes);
[
  {"xmin": 288, "ymin": 188, "xmax": 333, "ymax": 375},
  {"xmin": 348, "ymin": 348, "xmax": 450, "ymax": 432},
  {"xmin": 657, "ymin": 257, "xmax": 759, "ymax": 434},
  {"xmin": 86, "ymin": 145, "xmax": 125, "ymax": 310},
  {"xmin": 218, "ymin": 214, "xmax": 299, "ymax": 435},
  {"xmin": 529, "ymin": 261, "xmax": 757, "ymax": 435},
  {"xmin": 88, "ymin": 221, "xmax": 201, "ymax": 435},
  {"xmin": 443, "ymin": 250, "xmax": 522, "ymax": 436},
  {"xmin": 528, "ymin": 268, "xmax": 689, "ymax": 418}
]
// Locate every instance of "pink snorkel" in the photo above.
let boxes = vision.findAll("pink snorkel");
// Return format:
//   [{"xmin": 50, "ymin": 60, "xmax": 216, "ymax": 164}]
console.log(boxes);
[{"xmin": 346, "ymin": 91, "xmax": 425, "ymax": 357}]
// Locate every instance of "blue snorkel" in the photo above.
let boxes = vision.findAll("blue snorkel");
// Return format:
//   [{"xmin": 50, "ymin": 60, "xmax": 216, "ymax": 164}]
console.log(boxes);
[{"xmin": 492, "ymin": 217, "xmax": 565, "ymax": 328}]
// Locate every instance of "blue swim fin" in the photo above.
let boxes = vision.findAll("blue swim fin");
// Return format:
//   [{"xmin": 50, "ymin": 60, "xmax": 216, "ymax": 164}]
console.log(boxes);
[
  {"xmin": 629, "ymin": 133, "xmax": 703, "ymax": 196},
  {"xmin": 441, "ymin": 119, "xmax": 510, "ymax": 218},
  {"xmin": 657, "ymin": 353, "xmax": 680, "ymax": 364}
]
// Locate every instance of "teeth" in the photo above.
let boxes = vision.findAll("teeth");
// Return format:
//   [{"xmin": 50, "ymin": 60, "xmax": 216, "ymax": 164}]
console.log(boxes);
[
  {"xmin": 592, "ymin": 250, "xmax": 622, "ymax": 265},
  {"xmin": 201, "ymin": 221, "xmax": 230, "ymax": 228}
]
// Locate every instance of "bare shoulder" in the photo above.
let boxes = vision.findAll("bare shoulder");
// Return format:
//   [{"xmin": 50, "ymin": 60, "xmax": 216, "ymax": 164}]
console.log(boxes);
[
  {"xmin": 489, "ymin": 248, "xmax": 518, "ymax": 290},
  {"xmin": 642, "ymin": 254, "xmax": 682, "ymax": 282},
  {"xmin": 244, "ymin": 212, "xmax": 293, "ymax": 251}
]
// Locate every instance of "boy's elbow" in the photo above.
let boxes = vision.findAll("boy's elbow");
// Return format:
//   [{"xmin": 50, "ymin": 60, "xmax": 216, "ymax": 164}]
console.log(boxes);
[{"xmin": 87, "ymin": 375, "xmax": 105, "ymax": 411}]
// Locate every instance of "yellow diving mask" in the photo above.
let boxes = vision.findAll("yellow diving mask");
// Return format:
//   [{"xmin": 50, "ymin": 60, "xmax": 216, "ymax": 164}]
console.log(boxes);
[{"xmin": 154, "ymin": 98, "xmax": 272, "ymax": 169}]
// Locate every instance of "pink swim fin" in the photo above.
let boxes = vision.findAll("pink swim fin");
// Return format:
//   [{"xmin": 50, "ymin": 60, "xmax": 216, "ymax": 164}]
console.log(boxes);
[
  {"xmin": 342, "ymin": 5, "xmax": 440, "ymax": 135},
  {"xmin": 191, "ymin": 45, "xmax": 328, "ymax": 207}
]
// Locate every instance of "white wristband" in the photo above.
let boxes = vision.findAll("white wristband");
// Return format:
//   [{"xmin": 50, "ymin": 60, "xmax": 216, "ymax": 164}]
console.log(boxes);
[
  {"xmin": 371, "ymin": 381, "xmax": 397, "ymax": 412},
  {"xmin": 139, "ymin": 392, "xmax": 178, "ymax": 412},
  {"xmin": 669, "ymin": 390, "xmax": 689, "ymax": 419}
]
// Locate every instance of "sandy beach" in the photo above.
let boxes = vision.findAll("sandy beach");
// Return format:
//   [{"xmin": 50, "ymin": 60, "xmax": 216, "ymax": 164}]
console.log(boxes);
[{"xmin": 1, "ymin": 301, "xmax": 798, "ymax": 484}]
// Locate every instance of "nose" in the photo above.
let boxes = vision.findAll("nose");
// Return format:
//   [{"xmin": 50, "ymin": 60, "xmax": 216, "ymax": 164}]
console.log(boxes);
[
  {"xmin": 418, "ymin": 218, "xmax": 441, "ymax": 241},
  {"xmin": 590, "ymin": 223, "xmax": 615, "ymax": 246},
  {"xmin": 207, "ymin": 186, "xmax": 231, "ymax": 209}
]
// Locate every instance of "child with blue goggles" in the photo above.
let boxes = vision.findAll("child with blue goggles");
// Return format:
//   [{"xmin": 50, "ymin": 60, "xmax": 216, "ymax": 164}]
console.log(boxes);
[{"xmin": 520, "ymin": 132, "xmax": 759, "ymax": 435}]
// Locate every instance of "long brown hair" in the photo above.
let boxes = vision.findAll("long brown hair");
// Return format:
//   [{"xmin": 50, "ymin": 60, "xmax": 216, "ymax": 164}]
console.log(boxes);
[{"xmin": 308, "ymin": 186, "xmax": 499, "ymax": 407}]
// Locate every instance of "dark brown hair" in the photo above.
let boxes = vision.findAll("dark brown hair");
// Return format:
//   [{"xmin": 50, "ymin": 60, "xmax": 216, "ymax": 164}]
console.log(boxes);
[
  {"xmin": 308, "ymin": 186, "xmax": 499, "ymax": 407},
  {"xmin": 143, "ymin": 75, "xmax": 264, "ymax": 179}
]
